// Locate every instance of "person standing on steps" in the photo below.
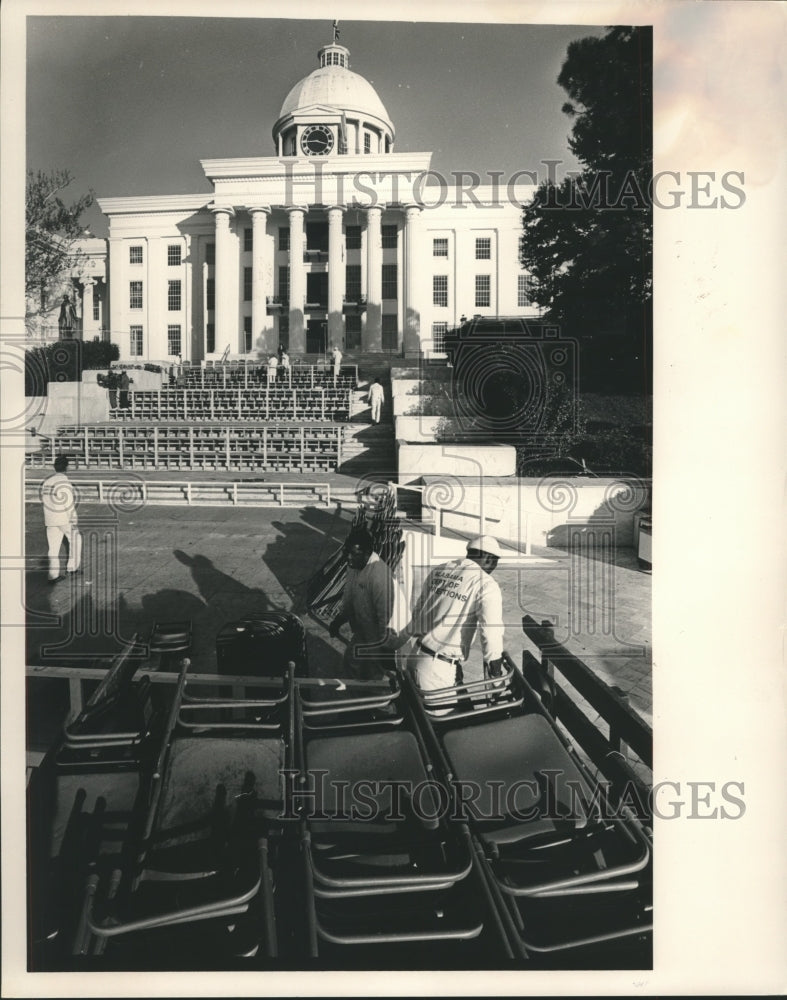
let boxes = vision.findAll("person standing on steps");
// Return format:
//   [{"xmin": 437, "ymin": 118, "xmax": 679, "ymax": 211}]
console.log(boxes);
[
  {"xmin": 267, "ymin": 352, "xmax": 279, "ymax": 385},
  {"xmin": 331, "ymin": 344, "xmax": 343, "ymax": 386},
  {"xmin": 368, "ymin": 378, "xmax": 385, "ymax": 424}
]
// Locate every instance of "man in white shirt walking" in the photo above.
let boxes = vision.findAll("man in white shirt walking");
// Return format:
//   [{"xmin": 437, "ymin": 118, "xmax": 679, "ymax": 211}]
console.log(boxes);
[
  {"xmin": 368, "ymin": 378, "xmax": 385, "ymax": 424},
  {"xmin": 267, "ymin": 353, "xmax": 279, "ymax": 384},
  {"xmin": 331, "ymin": 345, "xmax": 342, "ymax": 386},
  {"xmin": 329, "ymin": 526, "xmax": 404, "ymax": 680},
  {"xmin": 40, "ymin": 455, "xmax": 82, "ymax": 583},
  {"xmin": 402, "ymin": 535, "xmax": 505, "ymax": 695}
]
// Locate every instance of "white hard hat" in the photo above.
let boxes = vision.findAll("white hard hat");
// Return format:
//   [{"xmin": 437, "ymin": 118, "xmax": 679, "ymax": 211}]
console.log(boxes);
[{"xmin": 467, "ymin": 534, "xmax": 502, "ymax": 558}]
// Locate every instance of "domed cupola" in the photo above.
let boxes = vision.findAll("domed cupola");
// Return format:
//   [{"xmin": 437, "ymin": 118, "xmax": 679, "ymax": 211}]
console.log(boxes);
[{"xmin": 272, "ymin": 32, "xmax": 395, "ymax": 157}]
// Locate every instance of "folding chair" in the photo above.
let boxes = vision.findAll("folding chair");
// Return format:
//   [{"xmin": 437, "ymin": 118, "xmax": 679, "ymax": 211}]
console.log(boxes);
[
  {"xmin": 27, "ymin": 640, "xmax": 166, "ymax": 966},
  {"xmin": 293, "ymin": 674, "xmax": 494, "ymax": 958},
  {"xmin": 83, "ymin": 662, "xmax": 296, "ymax": 963},
  {"xmin": 403, "ymin": 664, "xmax": 652, "ymax": 960},
  {"xmin": 146, "ymin": 619, "xmax": 192, "ymax": 672}
]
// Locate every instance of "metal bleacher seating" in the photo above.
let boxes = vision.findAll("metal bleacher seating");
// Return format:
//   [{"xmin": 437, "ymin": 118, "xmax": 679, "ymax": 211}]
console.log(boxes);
[
  {"xmin": 110, "ymin": 387, "xmax": 351, "ymax": 423},
  {"xmin": 27, "ymin": 423, "xmax": 345, "ymax": 474}
]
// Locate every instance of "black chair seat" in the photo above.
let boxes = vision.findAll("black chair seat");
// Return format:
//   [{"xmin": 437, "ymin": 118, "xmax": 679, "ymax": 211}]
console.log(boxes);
[{"xmin": 443, "ymin": 714, "xmax": 595, "ymax": 844}]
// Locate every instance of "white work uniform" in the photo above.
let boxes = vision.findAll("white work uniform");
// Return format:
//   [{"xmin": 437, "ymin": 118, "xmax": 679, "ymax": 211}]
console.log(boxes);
[
  {"xmin": 405, "ymin": 557, "xmax": 504, "ymax": 693},
  {"xmin": 267, "ymin": 356, "xmax": 278, "ymax": 380},
  {"xmin": 40, "ymin": 472, "xmax": 82, "ymax": 579},
  {"xmin": 368, "ymin": 382, "xmax": 384, "ymax": 423},
  {"xmin": 332, "ymin": 349, "xmax": 342, "ymax": 383},
  {"xmin": 341, "ymin": 552, "xmax": 403, "ymax": 679},
  {"xmin": 280, "ymin": 353, "xmax": 290, "ymax": 381}
]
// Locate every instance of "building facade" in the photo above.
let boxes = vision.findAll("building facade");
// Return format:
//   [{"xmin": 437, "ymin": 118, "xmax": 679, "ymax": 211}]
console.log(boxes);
[{"xmin": 90, "ymin": 38, "xmax": 540, "ymax": 363}]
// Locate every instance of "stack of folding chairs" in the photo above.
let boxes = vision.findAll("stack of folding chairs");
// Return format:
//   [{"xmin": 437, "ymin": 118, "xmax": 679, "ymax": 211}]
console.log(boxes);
[
  {"xmin": 27, "ymin": 638, "xmax": 166, "ymax": 966},
  {"xmin": 292, "ymin": 672, "xmax": 505, "ymax": 961},
  {"xmin": 80, "ymin": 659, "xmax": 295, "ymax": 963},
  {"xmin": 402, "ymin": 662, "xmax": 653, "ymax": 965}
]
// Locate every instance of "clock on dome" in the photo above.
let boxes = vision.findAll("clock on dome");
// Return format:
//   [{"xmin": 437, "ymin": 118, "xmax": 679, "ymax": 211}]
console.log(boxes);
[{"xmin": 300, "ymin": 125, "xmax": 335, "ymax": 156}]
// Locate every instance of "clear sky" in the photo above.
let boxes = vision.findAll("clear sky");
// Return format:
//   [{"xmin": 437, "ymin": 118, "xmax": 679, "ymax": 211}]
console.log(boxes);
[{"xmin": 26, "ymin": 15, "xmax": 605, "ymax": 237}]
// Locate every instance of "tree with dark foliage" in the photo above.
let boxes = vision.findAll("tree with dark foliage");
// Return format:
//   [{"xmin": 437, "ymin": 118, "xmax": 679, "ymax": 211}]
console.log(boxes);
[
  {"xmin": 520, "ymin": 27, "xmax": 652, "ymax": 394},
  {"xmin": 26, "ymin": 169, "xmax": 94, "ymax": 328}
]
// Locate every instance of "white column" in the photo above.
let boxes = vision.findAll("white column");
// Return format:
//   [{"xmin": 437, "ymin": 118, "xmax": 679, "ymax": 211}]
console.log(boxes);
[
  {"xmin": 211, "ymin": 206, "xmax": 235, "ymax": 357},
  {"xmin": 81, "ymin": 278, "xmax": 95, "ymax": 340},
  {"xmin": 403, "ymin": 204, "xmax": 423, "ymax": 356},
  {"xmin": 364, "ymin": 204, "xmax": 383, "ymax": 351},
  {"xmin": 327, "ymin": 204, "xmax": 345, "ymax": 349},
  {"xmin": 146, "ymin": 236, "xmax": 164, "ymax": 360},
  {"xmin": 287, "ymin": 206, "xmax": 306, "ymax": 354},
  {"xmin": 249, "ymin": 205, "xmax": 272, "ymax": 355},
  {"xmin": 108, "ymin": 237, "xmax": 125, "ymax": 356}
]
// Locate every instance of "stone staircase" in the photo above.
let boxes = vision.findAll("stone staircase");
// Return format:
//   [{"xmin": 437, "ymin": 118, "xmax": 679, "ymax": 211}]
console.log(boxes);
[{"xmin": 339, "ymin": 375, "xmax": 397, "ymax": 481}]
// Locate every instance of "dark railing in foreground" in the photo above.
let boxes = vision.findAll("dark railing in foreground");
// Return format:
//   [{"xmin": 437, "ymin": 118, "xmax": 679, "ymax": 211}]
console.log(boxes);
[{"xmin": 519, "ymin": 614, "xmax": 653, "ymax": 820}]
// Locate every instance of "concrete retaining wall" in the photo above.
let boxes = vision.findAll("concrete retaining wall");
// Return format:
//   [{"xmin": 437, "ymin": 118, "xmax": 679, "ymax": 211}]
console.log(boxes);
[
  {"xmin": 396, "ymin": 441, "xmax": 517, "ymax": 482},
  {"xmin": 410, "ymin": 476, "xmax": 649, "ymax": 549},
  {"xmin": 30, "ymin": 382, "xmax": 109, "ymax": 438}
]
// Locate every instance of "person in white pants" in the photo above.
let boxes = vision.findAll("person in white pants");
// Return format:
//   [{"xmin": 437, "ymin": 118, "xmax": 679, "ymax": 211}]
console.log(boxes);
[
  {"xmin": 368, "ymin": 378, "xmax": 384, "ymax": 424},
  {"xmin": 41, "ymin": 455, "xmax": 82, "ymax": 582},
  {"xmin": 397, "ymin": 535, "xmax": 505, "ymax": 706},
  {"xmin": 331, "ymin": 345, "xmax": 342, "ymax": 386}
]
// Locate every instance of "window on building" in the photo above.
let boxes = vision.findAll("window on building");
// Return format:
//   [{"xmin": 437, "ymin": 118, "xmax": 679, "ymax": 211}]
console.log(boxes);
[
  {"xmin": 278, "ymin": 264, "xmax": 289, "ymax": 301},
  {"xmin": 244, "ymin": 316, "xmax": 252, "ymax": 353},
  {"xmin": 206, "ymin": 323, "xmax": 215, "ymax": 354},
  {"xmin": 518, "ymin": 273, "xmax": 537, "ymax": 307},
  {"xmin": 381, "ymin": 314, "xmax": 398, "ymax": 351},
  {"xmin": 167, "ymin": 280, "xmax": 181, "ymax": 311},
  {"xmin": 382, "ymin": 263, "xmax": 398, "ymax": 299},
  {"xmin": 243, "ymin": 227, "xmax": 253, "ymax": 252},
  {"xmin": 278, "ymin": 315, "xmax": 289, "ymax": 351},
  {"xmin": 130, "ymin": 325, "xmax": 143, "ymax": 356},
  {"xmin": 345, "ymin": 264, "xmax": 362, "ymax": 300},
  {"xmin": 475, "ymin": 237, "xmax": 492, "ymax": 260},
  {"xmin": 167, "ymin": 244, "xmax": 181, "ymax": 266},
  {"xmin": 279, "ymin": 227, "xmax": 290, "ymax": 251},
  {"xmin": 345, "ymin": 225, "xmax": 361, "ymax": 250},
  {"xmin": 433, "ymin": 238, "xmax": 448, "ymax": 257},
  {"xmin": 206, "ymin": 278, "xmax": 215, "ymax": 311},
  {"xmin": 129, "ymin": 281, "xmax": 143, "ymax": 310},
  {"xmin": 364, "ymin": 133, "xmax": 371, "ymax": 154},
  {"xmin": 431, "ymin": 322, "xmax": 448, "ymax": 352},
  {"xmin": 205, "ymin": 243, "xmax": 215, "ymax": 265},
  {"xmin": 93, "ymin": 296, "xmax": 100, "ymax": 322},
  {"xmin": 243, "ymin": 266, "xmax": 252, "ymax": 301},
  {"xmin": 345, "ymin": 314, "xmax": 361, "ymax": 349},
  {"xmin": 475, "ymin": 275, "xmax": 491, "ymax": 308},
  {"xmin": 167, "ymin": 324, "xmax": 181, "ymax": 356},
  {"xmin": 433, "ymin": 275, "xmax": 448, "ymax": 307},
  {"xmin": 129, "ymin": 245, "xmax": 143, "ymax": 265},
  {"xmin": 381, "ymin": 225, "xmax": 397, "ymax": 249}
]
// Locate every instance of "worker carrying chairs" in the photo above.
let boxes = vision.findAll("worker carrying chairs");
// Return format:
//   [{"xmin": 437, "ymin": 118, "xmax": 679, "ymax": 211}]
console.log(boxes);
[
  {"xmin": 74, "ymin": 620, "xmax": 301, "ymax": 965},
  {"xmin": 402, "ymin": 659, "xmax": 653, "ymax": 965},
  {"xmin": 291, "ymin": 670, "xmax": 506, "ymax": 962}
]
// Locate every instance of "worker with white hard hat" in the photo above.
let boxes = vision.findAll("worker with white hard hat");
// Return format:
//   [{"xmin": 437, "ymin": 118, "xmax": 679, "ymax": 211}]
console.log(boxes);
[{"xmin": 399, "ymin": 534, "xmax": 505, "ymax": 697}]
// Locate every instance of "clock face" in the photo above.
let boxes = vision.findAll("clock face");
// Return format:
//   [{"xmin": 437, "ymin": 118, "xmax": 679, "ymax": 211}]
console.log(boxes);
[{"xmin": 301, "ymin": 125, "xmax": 335, "ymax": 156}]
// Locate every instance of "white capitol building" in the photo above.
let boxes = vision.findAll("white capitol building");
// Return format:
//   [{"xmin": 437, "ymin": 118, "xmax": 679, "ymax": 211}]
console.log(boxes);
[{"xmin": 73, "ymin": 33, "xmax": 542, "ymax": 361}]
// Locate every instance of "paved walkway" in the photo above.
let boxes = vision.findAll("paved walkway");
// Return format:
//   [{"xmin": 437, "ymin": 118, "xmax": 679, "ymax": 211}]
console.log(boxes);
[{"xmin": 25, "ymin": 500, "xmax": 652, "ymax": 734}]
